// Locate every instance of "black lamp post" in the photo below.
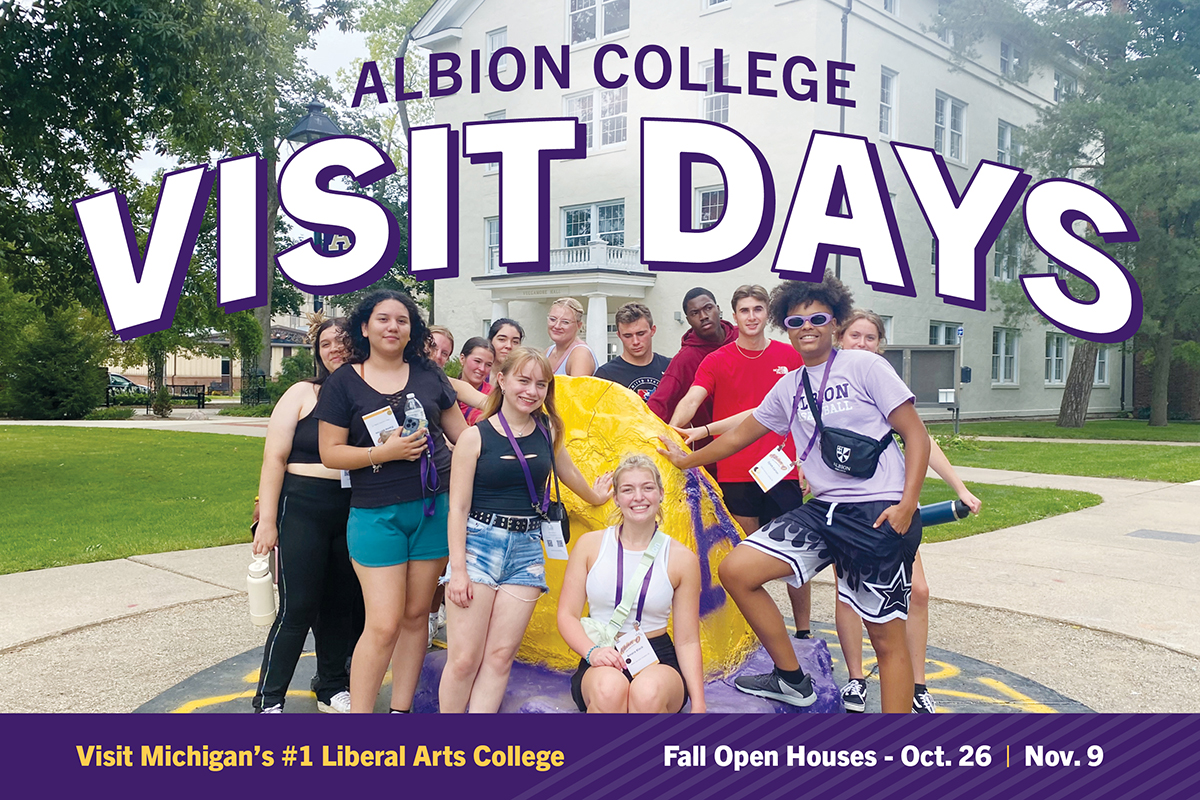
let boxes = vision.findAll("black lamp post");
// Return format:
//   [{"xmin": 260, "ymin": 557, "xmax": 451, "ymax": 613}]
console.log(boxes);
[{"xmin": 284, "ymin": 100, "xmax": 344, "ymax": 314}]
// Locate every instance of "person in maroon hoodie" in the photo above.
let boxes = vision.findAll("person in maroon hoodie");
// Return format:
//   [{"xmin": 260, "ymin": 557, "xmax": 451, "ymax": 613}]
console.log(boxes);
[{"xmin": 647, "ymin": 288, "xmax": 737, "ymax": 471}]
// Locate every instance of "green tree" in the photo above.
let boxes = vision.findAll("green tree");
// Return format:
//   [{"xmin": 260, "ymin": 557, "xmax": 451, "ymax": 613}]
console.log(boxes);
[{"xmin": 8, "ymin": 305, "xmax": 110, "ymax": 419}]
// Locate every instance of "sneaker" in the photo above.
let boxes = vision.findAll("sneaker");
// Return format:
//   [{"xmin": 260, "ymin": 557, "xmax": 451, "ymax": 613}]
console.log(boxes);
[
  {"xmin": 734, "ymin": 670, "xmax": 816, "ymax": 707},
  {"xmin": 259, "ymin": 704, "xmax": 282, "ymax": 714},
  {"xmin": 840, "ymin": 678, "xmax": 867, "ymax": 713},
  {"xmin": 427, "ymin": 613, "xmax": 438, "ymax": 649},
  {"xmin": 912, "ymin": 687, "xmax": 937, "ymax": 714},
  {"xmin": 793, "ymin": 629, "xmax": 812, "ymax": 640},
  {"xmin": 317, "ymin": 690, "xmax": 351, "ymax": 714},
  {"xmin": 436, "ymin": 602, "xmax": 446, "ymax": 629}
]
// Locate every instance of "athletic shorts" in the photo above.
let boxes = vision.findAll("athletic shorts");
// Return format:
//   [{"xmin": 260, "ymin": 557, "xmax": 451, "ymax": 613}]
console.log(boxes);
[
  {"xmin": 443, "ymin": 514, "xmax": 547, "ymax": 591},
  {"xmin": 720, "ymin": 480, "xmax": 806, "ymax": 525},
  {"xmin": 570, "ymin": 633, "xmax": 688, "ymax": 713},
  {"xmin": 742, "ymin": 498, "xmax": 922, "ymax": 623},
  {"xmin": 347, "ymin": 494, "xmax": 449, "ymax": 567}
]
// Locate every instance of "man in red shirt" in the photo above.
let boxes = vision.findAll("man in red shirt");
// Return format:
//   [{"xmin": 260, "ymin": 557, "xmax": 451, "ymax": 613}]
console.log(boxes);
[{"xmin": 669, "ymin": 284, "xmax": 812, "ymax": 639}]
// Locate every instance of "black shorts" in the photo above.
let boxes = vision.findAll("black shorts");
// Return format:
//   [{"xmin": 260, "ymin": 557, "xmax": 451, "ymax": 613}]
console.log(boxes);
[
  {"xmin": 570, "ymin": 633, "xmax": 688, "ymax": 712},
  {"xmin": 742, "ymin": 498, "xmax": 922, "ymax": 623},
  {"xmin": 720, "ymin": 480, "xmax": 806, "ymax": 524}
]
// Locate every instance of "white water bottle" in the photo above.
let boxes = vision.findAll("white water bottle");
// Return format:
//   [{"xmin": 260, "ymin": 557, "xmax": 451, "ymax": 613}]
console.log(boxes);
[
  {"xmin": 247, "ymin": 554, "xmax": 277, "ymax": 626},
  {"xmin": 403, "ymin": 393, "xmax": 427, "ymax": 437}
]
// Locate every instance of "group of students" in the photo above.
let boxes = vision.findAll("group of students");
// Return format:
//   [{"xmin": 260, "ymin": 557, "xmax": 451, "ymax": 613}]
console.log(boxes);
[{"xmin": 250, "ymin": 273, "xmax": 980, "ymax": 715}]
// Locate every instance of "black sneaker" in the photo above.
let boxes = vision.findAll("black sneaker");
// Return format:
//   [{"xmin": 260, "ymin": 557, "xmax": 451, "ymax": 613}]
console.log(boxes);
[
  {"xmin": 840, "ymin": 678, "xmax": 867, "ymax": 713},
  {"xmin": 734, "ymin": 670, "xmax": 816, "ymax": 707},
  {"xmin": 912, "ymin": 687, "xmax": 937, "ymax": 714}
]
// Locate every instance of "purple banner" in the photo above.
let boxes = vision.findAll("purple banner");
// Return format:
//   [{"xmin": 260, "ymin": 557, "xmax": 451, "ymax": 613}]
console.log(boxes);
[{"xmin": 10, "ymin": 713, "xmax": 1198, "ymax": 799}]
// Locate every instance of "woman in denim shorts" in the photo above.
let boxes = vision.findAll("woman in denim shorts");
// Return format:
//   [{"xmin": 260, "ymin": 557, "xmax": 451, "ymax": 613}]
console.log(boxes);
[{"xmin": 440, "ymin": 348, "xmax": 612, "ymax": 713}]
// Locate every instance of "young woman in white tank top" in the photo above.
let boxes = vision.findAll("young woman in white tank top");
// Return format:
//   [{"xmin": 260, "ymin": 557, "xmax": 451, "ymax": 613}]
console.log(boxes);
[{"xmin": 557, "ymin": 455, "xmax": 706, "ymax": 713}]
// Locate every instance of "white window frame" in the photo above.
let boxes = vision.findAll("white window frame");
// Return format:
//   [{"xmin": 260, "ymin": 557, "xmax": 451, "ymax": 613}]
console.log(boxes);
[
  {"xmin": 997, "ymin": 120, "xmax": 1020, "ymax": 166},
  {"xmin": 703, "ymin": 0, "xmax": 731, "ymax": 10},
  {"xmin": 883, "ymin": 0, "xmax": 897, "ymax": 15},
  {"xmin": 936, "ymin": 2, "xmax": 955, "ymax": 46},
  {"xmin": 929, "ymin": 321, "xmax": 961, "ymax": 346},
  {"xmin": 701, "ymin": 58, "xmax": 731, "ymax": 123},
  {"xmin": 1045, "ymin": 333, "xmax": 1067, "ymax": 385},
  {"xmin": 562, "ymin": 200, "xmax": 625, "ymax": 248},
  {"xmin": 1000, "ymin": 40, "xmax": 1022, "ymax": 76},
  {"xmin": 485, "ymin": 217, "xmax": 501, "ymax": 273},
  {"xmin": 486, "ymin": 27, "xmax": 508, "ymax": 74},
  {"xmin": 994, "ymin": 228, "xmax": 1019, "ymax": 281},
  {"xmin": 568, "ymin": 0, "xmax": 629, "ymax": 46},
  {"xmin": 934, "ymin": 93, "xmax": 965, "ymax": 162},
  {"xmin": 482, "ymin": 110, "xmax": 506, "ymax": 173},
  {"xmin": 565, "ymin": 86, "xmax": 628, "ymax": 152},
  {"xmin": 694, "ymin": 185, "xmax": 725, "ymax": 230},
  {"xmin": 879, "ymin": 68, "xmax": 897, "ymax": 138},
  {"xmin": 1054, "ymin": 70, "xmax": 1077, "ymax": 102},
  {"xmin": 1094, "ymin": 347, "xmax": 1109, "ymax": 386},
  {"xmin": 992, "ymin": 328, "xmax": 1019, "ymax": 385}
]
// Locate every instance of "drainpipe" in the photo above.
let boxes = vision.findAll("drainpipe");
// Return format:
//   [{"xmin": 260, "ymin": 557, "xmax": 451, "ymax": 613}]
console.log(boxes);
[{"xmin": 835, "ymin": 0, "xmax": 853, "ymax": 280}]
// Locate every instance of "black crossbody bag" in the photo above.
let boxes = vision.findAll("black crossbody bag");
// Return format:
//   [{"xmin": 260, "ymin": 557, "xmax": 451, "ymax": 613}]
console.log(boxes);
[{"xmin": 800, "ymin": 350, "xmax": 896, "ymax": 479}]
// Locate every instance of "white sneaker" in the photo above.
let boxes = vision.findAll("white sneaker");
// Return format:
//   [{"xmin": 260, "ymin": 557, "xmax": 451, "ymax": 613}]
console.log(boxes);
[
  {"xmin": 317, "ymin": 690, "xmax": 351, "ymax": 714},
  {"xmin": 436, "ymin": 602, "xmax": 446, "ymax": 629},
  {"xmin": 260, "ymin": 704, "xmax": 282, "ymax": 714},
  {"xmin": 427, "ymin": 613, "xmax": 438, "ymax": 648}
]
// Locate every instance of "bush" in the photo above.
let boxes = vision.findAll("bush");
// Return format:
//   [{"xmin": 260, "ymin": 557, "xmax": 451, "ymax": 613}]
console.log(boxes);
[
  {"xmin": 107, "ymin": 391, "xmax": 145, "ymax": 407},
  {"xmin": 265, "ymin": 349, "xmax": 314, "ymax": 404},
  {"xmin": 931, "ymin": 433, "xmax": 980, "ymax": 453},
  {"xmin": 151, "ymin": 385, "xmax": 173, "ymax": 418},
  {"xmin": 443, "ymin": 356, "xmax": 462, "ymax": 379},
  {"xmin": 218, "ymin": 404, "xmax": 276, "ymax": 417},
  {"xmin": 8, "ymin": 306, "xmax": 109, "ymax": 419},
  {"xmin": 1134, "ymin": 406, "xmax": 1192, "ymax": 421},
  {"xmin": 84, "ymin": 407, "xmax": 135, "ymax": 420}
]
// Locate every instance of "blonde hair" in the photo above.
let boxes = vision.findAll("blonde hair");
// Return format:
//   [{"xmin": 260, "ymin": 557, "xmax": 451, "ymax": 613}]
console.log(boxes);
[
  {"xmin": 550, "ymin": 297, "xmax": 586, "ymax": 334},
  {"xmin": 609, "ymin": 454, "xmax": 666, "ymax": 527},
  {"xmin": 427, "ymin": 325, "xmax": 455, "ymax": 352},
  {"xmin": 479, "ymin": 347, "xmax": 565, "ymax": 450},
  {"xmin": 837, "ymin": 309, "xmax": 888, "ymax": 353}
]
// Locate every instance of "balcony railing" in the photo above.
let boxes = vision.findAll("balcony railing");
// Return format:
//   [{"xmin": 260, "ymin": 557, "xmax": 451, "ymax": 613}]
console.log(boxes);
[{"xmin": 487, "ymin": 241, "xmax": 644, "ymax": 274}]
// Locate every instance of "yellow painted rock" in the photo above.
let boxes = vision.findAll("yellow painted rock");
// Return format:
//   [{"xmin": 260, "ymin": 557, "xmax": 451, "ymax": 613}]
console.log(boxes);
[{"xmin": 517, "ymin": 376, "xmax": 757, "ymax": 674}]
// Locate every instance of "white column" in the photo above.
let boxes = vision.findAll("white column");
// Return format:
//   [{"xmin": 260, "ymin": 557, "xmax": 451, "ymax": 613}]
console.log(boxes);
[
  {"xmin": 491, "ymin": 299, "xmax": 509, "ymax": 323},
  {"xmin": 585, "ymin": 294, "xmax": 609, "ymax": 367}
]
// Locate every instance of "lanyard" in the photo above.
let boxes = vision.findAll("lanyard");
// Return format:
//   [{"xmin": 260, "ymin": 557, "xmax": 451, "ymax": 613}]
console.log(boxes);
[
  {"xmin": 796, "ymin": 349, "xmax": 836, "ymax": 463},
  {"xmin": 496, "ymin": 410, "xmax": 552, "ymax": 515},
  {"xmin": 615, "ymin": 526, "xmax": 656, "ymax": 624}
]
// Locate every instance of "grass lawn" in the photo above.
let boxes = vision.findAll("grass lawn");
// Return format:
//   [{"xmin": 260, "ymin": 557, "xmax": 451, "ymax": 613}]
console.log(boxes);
[
  {"xmin": 927, "ymin": 419, "xmax": 1200, "ymax": 442},
  {"xmin": 938, "ymin": 440, "xmax": 1200, "ymax": 483},
  {"xmin": 1, "ymin": 426, "xmax": 1102, "ymax": 574},
  {"xmin": 1, "ymin": 426, "xmax": 261, "ymax": 575},
  {"xmin": 916, "ymin": 481, "xmax": 1101, "ymax": 545}
]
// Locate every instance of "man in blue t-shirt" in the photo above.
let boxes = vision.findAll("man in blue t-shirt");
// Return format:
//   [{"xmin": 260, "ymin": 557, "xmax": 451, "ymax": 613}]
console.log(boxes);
[{"xmin": 594, "ymin": 302, "xmax": 671, "ymax": 403}]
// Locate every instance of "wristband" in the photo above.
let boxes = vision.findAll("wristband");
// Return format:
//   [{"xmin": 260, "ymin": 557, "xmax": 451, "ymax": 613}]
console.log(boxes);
[
  {"xmin": 704, "ymin": 424, "xmax": 710, "ymax": 437},
  {"xmin": 585, "ymin": 645, "xmax": 600, "ymax": 666},
  {"xmin": 368, "ymin": 446, "xmax": 381, "ymax": 473}
]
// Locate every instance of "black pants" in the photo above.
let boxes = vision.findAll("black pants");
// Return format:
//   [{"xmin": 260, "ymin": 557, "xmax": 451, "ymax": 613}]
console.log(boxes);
[{"xmin": 253, "ymin": 474, "xmax": 362, "ymax": 710}]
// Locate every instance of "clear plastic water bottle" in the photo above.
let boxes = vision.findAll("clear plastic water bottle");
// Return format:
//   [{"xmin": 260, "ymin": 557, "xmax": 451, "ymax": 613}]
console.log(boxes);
[
  {"xmin": 402, "ymin": 393, "xmax": 427, "ymax": 437},
  {"xmin": 247, "ymin": 555, "xmax": 276, "ymax": 626}
]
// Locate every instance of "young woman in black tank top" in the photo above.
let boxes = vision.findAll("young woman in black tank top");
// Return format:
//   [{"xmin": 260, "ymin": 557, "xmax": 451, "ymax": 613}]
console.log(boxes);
[
  {"xmin": 439, "ymin": 348, "xmax": 612, "ymax": 713},
  {"xmin": 251, "ymin": 317, "xmax": 362, "ymax": 713}
]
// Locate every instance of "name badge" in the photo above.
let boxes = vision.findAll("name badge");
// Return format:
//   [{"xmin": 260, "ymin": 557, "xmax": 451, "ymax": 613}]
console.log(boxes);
[
  {"xmin": 541, "ymin": 520, "xmax": 569, "ymax": 561},
  {"xmin": 749, "ymin": 446, "xmax": 794, "ymax": 492},
  {"xmin": 340, "ymin": 470, "xmax": 351, "ymax": 488},
  {"xmin": 614, "ymin": 622, "xmax": 659, "ymax": 675}
]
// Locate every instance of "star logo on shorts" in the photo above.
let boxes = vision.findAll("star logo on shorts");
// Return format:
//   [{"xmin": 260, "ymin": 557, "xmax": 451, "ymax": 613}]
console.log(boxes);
[{"xmin": 863, "ymin": 565, "xmax": 910, "ymax": 617}]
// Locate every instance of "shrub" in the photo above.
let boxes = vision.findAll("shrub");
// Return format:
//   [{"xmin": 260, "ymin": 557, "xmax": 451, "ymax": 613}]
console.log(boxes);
[
  {"xmin": 218, "ymin": 404, "xmax": 276, "ymax": 417},
  {"xmin": 265, "ymin": 349, "xmax": 314, "ymax": 404},
  {"xmin": 443, "ymin": 356, "xmax": 462, "ymax": 379},
  {"xmin": 107, "ymin": 391, "xmax": 145, "ymax": 407},
  {"xmin": 8, "ymin": 306, "xmax": 109, "ymax": 419},
  {"xmin": 84, "ymin": 407, "xmax": 135, "ymax": 420},
  {"xmin": 932, "ymin": 433, "xmax": 980, "ymax": 453},
  {"xmin": 151, "ymin": 385, "xmax": 173, "ymax": 418}
]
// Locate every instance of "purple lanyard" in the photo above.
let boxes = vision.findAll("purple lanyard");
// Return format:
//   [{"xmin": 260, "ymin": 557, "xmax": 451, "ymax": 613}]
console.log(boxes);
[
  {"xmin": 795, "ymin": 349, "xmax": 836, "ymax": 463},
  {"xmin": 615, "ymin": 527, "xmax": 656, "ymax": 624},
  {"xmin": 496, "ymin": 411, "xmax": 551, "ymax": 515},
  {"xmin": 418, "ymin": 431, "xmax": 438, "ymax": 517}
]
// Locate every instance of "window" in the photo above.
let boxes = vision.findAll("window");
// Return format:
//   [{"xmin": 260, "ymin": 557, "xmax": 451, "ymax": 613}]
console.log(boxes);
[
  {"xmin": 1054, "ymin": 71, "xmax": 1076, "ymax": 102},
  {"xmin": 485, "ymin": 217, "xmax": 500, "ymax": 272},
  {"xmin": 565, "ymin": 86, "xmax": 628, "ymax": 151},
  {"xmin": 487, "ymin": 28, "xmax": 508, "ymax": 73},
  {"xmin": 483, "ymin": 110, "xmax": 505, "ymax": 173},
  {"xmin": 879, "ymin": 69, "xmax": 897, "ymax": 137},
  {"xmin": 705, "ymin": 0, "xmax": 731, "ymax": 8},
  {"xmin": 696, "ymin": 186, "xmax": 725, "ymax": 229},
  {"xmin": 703, "ymin": 58, "xmax": 730, "ymax": 123},
  {"xmin": 934, "ymin": 93, "xmax": 965, "ymax": 161},
  {"xmin": 1047, "ymin": 258, "xmax": 1065, "ymax": 278},
  {"xmin": 997, "ymin": 121, "xmax": 1021, "ymax": 166},
  {"xmin": 1045, "ymin": 333, "xmax": 1066, "ymax": 384},
  {"xmin": 563, "ymin": 200, "xmax": 625, "ymax": 248},
  {"xmin": 883, "ymin": 0, "xmax": 897, "ymax": 14},
  {"xmin": 992, "ymin": 328, "xmax": 1018, "ymax": 384},
  {"xmin": 936, "ymin": 2, "xmax": 955, "ymax": 45},
  {"xmin": 994, "ymin": 229, "xmax": 1019, "ymax": 281},
  {"xmin": 1094, "ymin": 348, "xmax": 1109, "ymax": 385},
  {"xmin": 929, "ymin": 321, "xmax": 960, "ymax": 346},
  {"xmin": 570, "ymin": 0, "xmax": 629, "ymax": 45},
  {"xmin": 1000, "ymin": 40, "xmax": 1022, "ymax": 76},
  {"xmin": 879, "ymin": 315, "xmax": 894, "ymax": 343}
]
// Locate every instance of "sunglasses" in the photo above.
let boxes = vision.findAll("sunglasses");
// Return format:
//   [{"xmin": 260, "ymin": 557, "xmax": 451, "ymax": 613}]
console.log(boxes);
[{"xmin": 783, "ymin": 313, "xmax": 834, "ymax": 329}]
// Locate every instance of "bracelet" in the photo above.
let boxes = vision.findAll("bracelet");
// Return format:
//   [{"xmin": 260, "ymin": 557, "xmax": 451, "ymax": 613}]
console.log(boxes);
[
  {"xmin": 368, "ymin": 446, "xmax": 381, "ymax": 473},
  {"xmin": 703, "ymin": 424, "xmax": 710, "ymax": 437},
  {"xmin": 585, "ymin": 645, "xmax": 600, "ymax": 666}
]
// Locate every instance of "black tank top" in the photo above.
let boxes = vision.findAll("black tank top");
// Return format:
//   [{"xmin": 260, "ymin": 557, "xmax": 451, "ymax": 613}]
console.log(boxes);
[
  {"xmin": 287, "ymin": 410, "xmax": 322, "ymax": 464},
  {"xmin": 472, "ymin": 419, "xmax": 554, "ymax": 516}
]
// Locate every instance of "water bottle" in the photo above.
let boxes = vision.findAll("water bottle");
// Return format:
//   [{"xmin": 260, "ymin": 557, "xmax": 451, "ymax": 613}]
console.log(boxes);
[
  {"xmin": 247, "ymin": 554, "xmax": 277, "ymax": 626},
  {"xmin": 918, "ymin": 499, "xmax": 971, "ymax": 527},
  {"xmin": 402, "ymin": 393, "xmax": 427, "ymax": 437}
]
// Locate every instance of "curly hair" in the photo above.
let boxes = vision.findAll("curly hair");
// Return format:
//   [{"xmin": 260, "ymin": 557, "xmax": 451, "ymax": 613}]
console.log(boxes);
[
  {"xmin": 310, "ymin": 317, "xmax": 349, "ymax": 385},
  {"xmin": 345, "ymin": 290, "xmax": 434, "ymax": 369},
  {"xmin": 767, "ymin": 273, "xmax": 855, "ymax": 331}
]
